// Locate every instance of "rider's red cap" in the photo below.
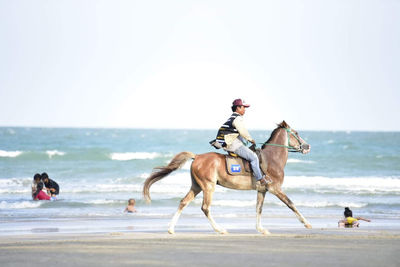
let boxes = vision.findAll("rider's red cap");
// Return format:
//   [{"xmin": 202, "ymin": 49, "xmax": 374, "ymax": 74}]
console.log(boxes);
[{"xmin": 232, "ymin": 99, "xmax": 250, "ymax": 108}]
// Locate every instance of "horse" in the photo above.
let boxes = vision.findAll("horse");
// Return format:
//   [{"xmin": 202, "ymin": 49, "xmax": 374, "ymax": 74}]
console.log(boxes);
[{"xmin": 143, "ymin": 121, "xmax": 312, "ymax": 234}]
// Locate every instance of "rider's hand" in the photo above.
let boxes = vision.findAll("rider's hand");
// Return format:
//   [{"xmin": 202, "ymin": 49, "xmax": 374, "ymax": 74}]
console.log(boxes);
[{"xmin": 250, "ymin": 140, "xmax": 256, "ymax": 145}]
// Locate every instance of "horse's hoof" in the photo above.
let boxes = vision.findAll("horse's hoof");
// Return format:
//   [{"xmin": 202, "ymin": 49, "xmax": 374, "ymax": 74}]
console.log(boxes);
[
  {"xmin": 257, "ymin": 228, "xmax": 271, "ymax": 235},
  {"xmin": 305, "ymin": 224, "xmax": 312, "ymax": 229},
  {"xmin": 261, "ymin": 229, "xmax": 271, "ymax": 235},
  {"xmin": 168, "ymin": 229, "xmax": 175, "ymax": 234}
]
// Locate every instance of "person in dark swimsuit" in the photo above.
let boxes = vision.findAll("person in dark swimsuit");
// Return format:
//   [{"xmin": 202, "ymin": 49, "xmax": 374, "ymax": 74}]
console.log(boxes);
[{"xmin": 41, "ymin": 172, "xmax": 60, "ymax": 198}]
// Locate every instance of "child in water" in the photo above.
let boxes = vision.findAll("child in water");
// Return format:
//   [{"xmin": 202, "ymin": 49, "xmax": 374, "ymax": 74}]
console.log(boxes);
[
  {"xmin": 124, "ymin": 198, "xmax": 137, "ymax": 213},
  {"xmin": 338, "ymin": 207, "xmax": 371, "ymax": 228}
]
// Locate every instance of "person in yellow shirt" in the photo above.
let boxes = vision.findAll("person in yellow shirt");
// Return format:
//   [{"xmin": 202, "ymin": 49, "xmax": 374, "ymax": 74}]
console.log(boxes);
[{"xmin": 338, "ymin": 207, "xmax": 371, "ymax": 228}]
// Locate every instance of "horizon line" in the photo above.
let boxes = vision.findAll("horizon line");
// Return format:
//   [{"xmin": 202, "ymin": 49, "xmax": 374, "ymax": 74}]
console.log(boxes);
[{"xmin": 0, "ymin": 125, "xmax": 398, "ymax": 133}]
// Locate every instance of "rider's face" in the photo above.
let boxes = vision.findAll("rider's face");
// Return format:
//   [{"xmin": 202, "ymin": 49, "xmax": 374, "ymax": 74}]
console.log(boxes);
[{"xmin": 236, "ymin": 106, "xmax": 246, "ymax": 115}]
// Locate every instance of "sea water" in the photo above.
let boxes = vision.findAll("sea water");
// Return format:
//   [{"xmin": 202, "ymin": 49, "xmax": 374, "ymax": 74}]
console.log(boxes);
[{"xmin": 0, "ymin": 127, "xmax": 399, "ymax": 235}]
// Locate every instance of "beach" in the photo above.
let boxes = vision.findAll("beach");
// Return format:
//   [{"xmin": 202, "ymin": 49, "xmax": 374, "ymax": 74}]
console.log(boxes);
[
  {"xmin": 2, "ymin": 0, "xmax": 399, "ymax": 265},
  {"xmin": 1, "ymin": 128, "xmax": 400, "ymax": 266},
  {"xmin": 1, "ymin": 229, "xmax": 399, "ymax": 267}
]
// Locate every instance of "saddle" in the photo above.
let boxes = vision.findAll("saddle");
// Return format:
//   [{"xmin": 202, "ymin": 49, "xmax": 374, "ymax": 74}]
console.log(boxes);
[{"xmin": 225, "ymin": 149, "xmax": 268, "ymax": 176}]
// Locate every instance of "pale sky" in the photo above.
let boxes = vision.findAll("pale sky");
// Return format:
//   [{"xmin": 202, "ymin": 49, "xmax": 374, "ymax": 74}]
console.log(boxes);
[{"xmin": 0, "ymin": 0, "xmax": 399, "ymax": 131}]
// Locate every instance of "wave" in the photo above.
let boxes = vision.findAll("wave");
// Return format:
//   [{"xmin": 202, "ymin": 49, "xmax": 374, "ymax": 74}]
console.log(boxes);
[
  {"xmin": 287, "ymin": 159, "xmax": 315, "ymax": 164},
  {"xmin": 1, "ymin": 175, "xmax": 399, "ymax": 197},
  {"xmin": 192, "ymin": 199, "xmax": 369, "ymax": 209},
  {"xmin": 0, "ymin": 177, "xmax": 32, "ymax": 193},
  {"xmin": 194, "ymin": 199, "xmax": 255, "ymax": 207},
  {"xmin": 0, "ymin": 149, "xmax": 169, "ymax": 161},
  {"xmin": 0, "ymin": 150, "xmax": 66, "ymax": 159},
  {"xmin": 283, "ymin": 176, "xmax": 400, "ymax": 194},
  {"xmin": 46, "ymin": 150, "xmax": 65, "ymax": 158},
  {"xmin": 84, "ymin": 199, "xmax": 124, "ymax": 205},
  {"xmin": 0, "ymin": 200, "xmax": 43, "ymax": 209},
  {"xmin": 110, "ymin": 152, "xmax": 164, "ymax": 161},
  {"xmin": 287, "ymin": 201, "xmax": 368, "ymax": 208},
  {"xmin": 0, "ymin": 150, "xmax": 23, "ymax": 158}
]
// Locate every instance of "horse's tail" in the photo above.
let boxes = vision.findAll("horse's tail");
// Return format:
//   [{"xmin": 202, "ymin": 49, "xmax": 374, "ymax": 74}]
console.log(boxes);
[{"xmin": 143, "ymin": 151, "xmax": 196, "ymax": 203}]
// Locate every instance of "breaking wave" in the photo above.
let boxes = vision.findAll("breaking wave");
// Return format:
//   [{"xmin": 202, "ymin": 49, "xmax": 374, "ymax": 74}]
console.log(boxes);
[
  {"xmin": 0, "ymin": 150, "xmax": 23, "ymax": 158},
  {"xmin": 110, "ymin": 152, "xmax": 164, "ymax": 161}
]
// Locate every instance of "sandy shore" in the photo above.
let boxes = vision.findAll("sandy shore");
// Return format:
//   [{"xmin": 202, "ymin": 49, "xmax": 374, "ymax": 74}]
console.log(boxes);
[{"xmin": 1, "ymin": 229, "xmax": 399, "ymax": 267}]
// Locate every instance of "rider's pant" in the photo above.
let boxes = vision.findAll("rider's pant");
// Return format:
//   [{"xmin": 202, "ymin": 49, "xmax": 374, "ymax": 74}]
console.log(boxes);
[{"xmin": 234, "ymin": 145, "xmax": 263, "ymax": 180}]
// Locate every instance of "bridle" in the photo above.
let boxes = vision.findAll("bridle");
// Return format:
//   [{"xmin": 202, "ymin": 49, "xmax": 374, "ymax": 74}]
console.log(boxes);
[{"xmin": 262, "ymin": 127, "xmax": 306, "ymax": 153}]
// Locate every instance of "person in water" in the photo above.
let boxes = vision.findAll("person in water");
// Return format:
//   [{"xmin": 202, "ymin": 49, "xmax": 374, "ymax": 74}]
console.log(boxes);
[
  {"xmin": 338, "ymin": 207, "xmax": 371, "ymax": 228},
  {"xmin": 213, "ymin": 98, "xmax": 271, "ymax": 190},
  {"xmin": 31, "ymin": 173, "xmax": 50, "ymax": 200},
  {"xmin": 41, "ymin": 172, "xmax": 59, "ymax": 199},
  {"xmin": 124, "ymin": 198, "xmax": 137, "ymax": 213}
]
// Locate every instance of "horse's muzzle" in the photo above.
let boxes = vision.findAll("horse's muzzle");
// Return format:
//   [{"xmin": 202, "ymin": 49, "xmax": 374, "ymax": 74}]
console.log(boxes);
[{"xmin": 300, "ymin": 143, "xmax": 311, "ymax": 154}]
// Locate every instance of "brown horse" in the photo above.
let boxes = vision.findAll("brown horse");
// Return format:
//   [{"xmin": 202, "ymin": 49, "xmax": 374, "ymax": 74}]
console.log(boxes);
[{"xmin": 143, "ymin": 121, "xmax": 312, "ymax": 234}]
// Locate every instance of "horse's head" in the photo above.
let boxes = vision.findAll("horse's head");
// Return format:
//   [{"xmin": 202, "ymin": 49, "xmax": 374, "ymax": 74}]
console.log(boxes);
[{"xmin": 279, "ymin": 121, "xmax": 311, "ymax": 154}]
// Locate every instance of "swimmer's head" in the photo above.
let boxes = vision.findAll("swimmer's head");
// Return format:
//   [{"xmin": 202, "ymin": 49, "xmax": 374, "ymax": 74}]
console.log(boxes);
[
  {"xmin": 344, "ymin": 207, "xmax": 353, "ymax": 218},
  {"xmin": 33, "ymin": 173, "xmax": 41, "ymax": 182},
  {"xmin": 41, "ymin": 172, "xmax": 49, "ymax": 182}
]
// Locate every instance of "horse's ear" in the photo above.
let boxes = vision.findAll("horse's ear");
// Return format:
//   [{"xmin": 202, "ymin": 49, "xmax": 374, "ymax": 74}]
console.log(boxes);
[{"xmin": 281, "ymin": 120, "xmax": 288, "ymax": 128}]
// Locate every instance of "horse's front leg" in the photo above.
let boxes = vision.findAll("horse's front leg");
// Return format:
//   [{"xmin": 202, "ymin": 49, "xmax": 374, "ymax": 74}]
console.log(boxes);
[
  {"xmin": 273, "ymin": 189, "xmax": 312, "ymax": 228},
  {"xmin": 256, "ymin": 190, "xmax": 271, "ymax": 235}
]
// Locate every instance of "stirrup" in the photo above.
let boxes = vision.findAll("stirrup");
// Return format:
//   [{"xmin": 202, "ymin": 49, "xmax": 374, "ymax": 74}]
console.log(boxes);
[{"xmin": 228, "ymin": 151, "xmax": 238, "ymax": 157}]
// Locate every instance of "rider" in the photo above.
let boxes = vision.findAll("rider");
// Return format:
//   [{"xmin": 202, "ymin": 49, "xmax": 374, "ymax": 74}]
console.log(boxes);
[{"xmin": 213, "ymin": 99, "xmax": 270, "ymax": 189}]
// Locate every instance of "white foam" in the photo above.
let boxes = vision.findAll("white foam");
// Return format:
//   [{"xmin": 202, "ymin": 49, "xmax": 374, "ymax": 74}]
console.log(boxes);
[
  {"xmin": 0, "ymin": 177, "xmax": 32, "ymax": 193},
  {"xmin": 0, "ymin": 150, "xmax": 23, "ymax": 158},
  {"xmin": 283, "ymin": 176, "xmax": 400, "ymax": 193},
  {"xmin": 194, "ymin": 198, "xmax": 368, "ymax": 209},
  {"xmin": 285, "ymin": 201, "xmax": 368, "ymax": 208},
  {"xmin": 85, "ymin": 199, "xmax": 123, "ymax": 205},
  {"xmin": 69, "ymin": 184, "xmax": 142, "ymax": 193},
  {"xmin": 287, "ymin": 159, "xmax": 315, "ymax": 164},
  {"xmin": 194, "ymin": 199, "xmax": 255, "ymax": 207},
  {"xmin": 0, "ymin": 201, "xmax": 43, "ymax": 209},
  {"xmin": 139, "ymin": 173, "xmax": 150, "ymax": 179},
  {"xmin": 46, "ymin": 150, "xmax": 65, "ymax": 158},
  {"xmin": 110, "ymin": 152, "xmax": 162, "ymax": 161}
]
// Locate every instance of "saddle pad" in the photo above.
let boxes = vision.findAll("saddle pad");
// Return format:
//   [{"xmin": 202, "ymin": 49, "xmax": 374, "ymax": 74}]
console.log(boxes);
[
  {"xmin": 225, "ymin": 155, "xmax": 252, "ymax": 176},
  {"xmin": 225, "ymin": 149, "xmax": 268, "ymax": 176}
]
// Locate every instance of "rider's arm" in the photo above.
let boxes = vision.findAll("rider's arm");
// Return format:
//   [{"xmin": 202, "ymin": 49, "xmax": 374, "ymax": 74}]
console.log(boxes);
[{"xmin": 232, "ymin": 116, "xmax": 254, "ymax": 142}]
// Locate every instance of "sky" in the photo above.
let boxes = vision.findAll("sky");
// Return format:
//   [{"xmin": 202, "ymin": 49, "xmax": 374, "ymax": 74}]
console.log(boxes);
[{"xmin": 0, "ymin": 0, "xmax": 399, "ymax": 131}]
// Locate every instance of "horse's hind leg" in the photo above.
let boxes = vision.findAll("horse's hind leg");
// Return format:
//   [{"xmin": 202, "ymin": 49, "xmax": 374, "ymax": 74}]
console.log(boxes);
[
  {"xmin": 168, "ymin": 186, "xmax": 201, "ymax": 234},
  {"xmin": 273, "ymin": 189, "xmax": 312, "ymax": 228},
  {"xmin": 201, "ymin": 186, "xmax": 228, "ymax": 234},
  {"xmin": 256, "ymin": 191, "xmax": 271, "ymax": 235}
]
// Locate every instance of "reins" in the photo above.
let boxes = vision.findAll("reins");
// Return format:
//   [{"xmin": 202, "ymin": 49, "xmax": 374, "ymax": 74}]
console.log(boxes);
[{"xmin": 261, "ymin": 127, "xmax": 302, "ymax": 153}]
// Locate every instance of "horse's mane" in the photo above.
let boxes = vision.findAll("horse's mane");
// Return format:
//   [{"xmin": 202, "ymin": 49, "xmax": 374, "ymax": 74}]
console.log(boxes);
[{"xmin": 261, "ymin": 120, "xmax": 288, "ymax": 149}]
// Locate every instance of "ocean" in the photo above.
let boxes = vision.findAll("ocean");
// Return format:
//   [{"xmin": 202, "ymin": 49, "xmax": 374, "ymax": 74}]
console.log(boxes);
[{"xmin": 1, "ymin": 127, "xmax": 399, "ymax": 235}]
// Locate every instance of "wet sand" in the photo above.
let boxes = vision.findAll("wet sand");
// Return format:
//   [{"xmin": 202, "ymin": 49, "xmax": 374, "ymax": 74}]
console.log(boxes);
[{"xmin": 1, "ymin": 229, "xmax": 399, "ymax": 267}]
